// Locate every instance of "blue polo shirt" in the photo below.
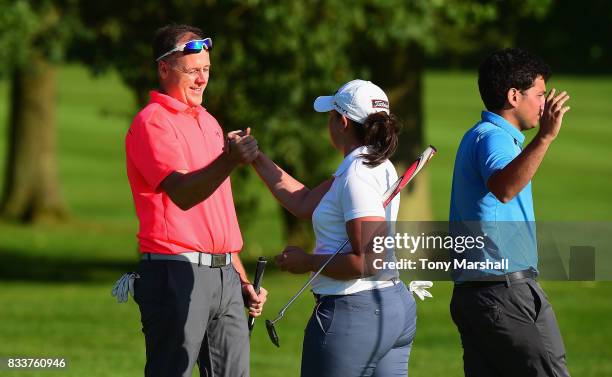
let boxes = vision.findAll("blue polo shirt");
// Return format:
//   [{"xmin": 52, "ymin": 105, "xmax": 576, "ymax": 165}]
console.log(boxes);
[{"xmin": 449, "ymin": 111, "xmax": 537, "ymax": 280}]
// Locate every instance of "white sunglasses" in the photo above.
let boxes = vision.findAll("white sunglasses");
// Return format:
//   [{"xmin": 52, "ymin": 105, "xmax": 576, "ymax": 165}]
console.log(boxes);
[{"xmin": 156, "ymin": 38, "xmax": 213, "ymax": 62}]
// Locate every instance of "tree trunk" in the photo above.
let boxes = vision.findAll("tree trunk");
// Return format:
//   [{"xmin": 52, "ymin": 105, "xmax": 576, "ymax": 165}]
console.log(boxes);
[
  {"xmin": 277, "ymin": 43, "xmax": 432, "ymax": 247},
  {"xmin": 367, "ymin": 43, "xmax": 433, "ymax": 220},
  {"xmin": 1, "ymin": 53, "xmax": 67, "ymax": 223}
]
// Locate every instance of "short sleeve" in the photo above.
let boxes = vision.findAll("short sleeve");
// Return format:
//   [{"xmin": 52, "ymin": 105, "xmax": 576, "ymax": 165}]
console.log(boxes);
[
  {"xmin": 126, "ymin": 116, "xmax": 189, "ymax": 191},
  {"xmin": 475, "ymin": 130, "xmax": 517, "ymax": 184},
  {"xmin": 341, "ymin": 171, "xmax": 385, "ymax": 221}
]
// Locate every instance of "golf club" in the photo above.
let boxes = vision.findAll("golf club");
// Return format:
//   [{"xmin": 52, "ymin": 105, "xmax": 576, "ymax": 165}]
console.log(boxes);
[
  {"xmin": 265, "ymin": 145, "xmax": 437, "ymax": 347},
  {"xmin": 248, "ymin": 257, "xmax": 267, "ymax": 336}
]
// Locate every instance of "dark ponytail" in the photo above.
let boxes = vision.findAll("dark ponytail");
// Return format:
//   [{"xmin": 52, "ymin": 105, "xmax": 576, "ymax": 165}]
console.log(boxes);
[{"xmin": 353, "ymin": 112, "xmax": 401, "ymax": 167}]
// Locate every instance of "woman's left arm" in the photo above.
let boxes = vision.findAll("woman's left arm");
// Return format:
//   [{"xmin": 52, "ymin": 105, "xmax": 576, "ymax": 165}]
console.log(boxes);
[{"xmin": 276, "ymin": 216, "xmax": 387, "ymax": 279}]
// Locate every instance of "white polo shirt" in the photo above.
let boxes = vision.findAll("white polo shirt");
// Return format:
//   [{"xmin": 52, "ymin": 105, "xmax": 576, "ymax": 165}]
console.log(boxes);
[{"xmin": 310, "ymin": 146, "xmax": 400, "ymax": 295}]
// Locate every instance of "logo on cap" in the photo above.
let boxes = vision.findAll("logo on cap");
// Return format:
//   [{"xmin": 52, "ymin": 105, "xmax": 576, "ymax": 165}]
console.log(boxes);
[
  {"xmin": 371, "ymin": 99, "xmax": 389, "ymax": 110},
  {"xmin": 333, "ymin": 101, "xmax": 349, "ymax": 114}
]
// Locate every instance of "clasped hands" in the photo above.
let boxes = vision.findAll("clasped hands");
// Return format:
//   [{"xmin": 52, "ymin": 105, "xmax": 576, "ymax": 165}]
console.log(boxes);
[{"xmin": 226, "ymin": 127, "xmax": 259, "ymax": 164}]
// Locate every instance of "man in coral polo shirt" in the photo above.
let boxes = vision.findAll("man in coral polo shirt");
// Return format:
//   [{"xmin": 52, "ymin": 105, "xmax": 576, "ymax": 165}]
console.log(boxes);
[{"xmin": 126, "ymin": 24, "xmax": 267, "ymax": 377}]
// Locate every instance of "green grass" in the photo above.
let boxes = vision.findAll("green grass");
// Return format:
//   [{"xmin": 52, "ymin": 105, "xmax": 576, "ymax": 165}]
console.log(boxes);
[
  {"xmin": 0, "ymin": 66, "xmax": 611, "ymax": 376},
  {"xmin": 1, "ymin": 280, "xmax": 610, "ymax": 376},
  {"xmin": 424, "ymin": 71, "xmax": 612, "ymax": 220}
]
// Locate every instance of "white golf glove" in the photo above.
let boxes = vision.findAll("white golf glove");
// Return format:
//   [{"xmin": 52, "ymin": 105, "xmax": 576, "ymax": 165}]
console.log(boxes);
[
  {"xmin": 111, "ymin": 272, "xmax": 139, "ymax": 303},
  {"xmin": 409, "ymin": 280, "xmax": 433, "ymax": 301}
]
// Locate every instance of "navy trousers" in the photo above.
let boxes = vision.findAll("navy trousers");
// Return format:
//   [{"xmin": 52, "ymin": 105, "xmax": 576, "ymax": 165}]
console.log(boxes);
[{"xmin": 301, "ymin": 282, "xmax": 417, "ymax": 377}]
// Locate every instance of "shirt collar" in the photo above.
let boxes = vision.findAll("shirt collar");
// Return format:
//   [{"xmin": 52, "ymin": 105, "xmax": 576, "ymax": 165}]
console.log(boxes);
[
  {"xmin": 333, "ymin": 146, "xmax": 369, "ymax": 177},
  {"xmin": 481, "ymin": 110, "xmax": 525, "ymax": 145},
  {"xmin": 149, "ymin": 90, "xmax": 205, "ymax": 116}
]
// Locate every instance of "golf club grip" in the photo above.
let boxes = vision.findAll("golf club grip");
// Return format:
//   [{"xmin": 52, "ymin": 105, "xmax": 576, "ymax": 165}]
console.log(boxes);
[
  {"xmin": 383, "ymin": 145, "xmax": 436, "ymax": 207},
  {"xmin": 248, "ymin": 257, "xmax": 267, "ymax": 331},
  {"xmin": 252, "ymin": 258, "xmax": 266, "ymax": 294}
]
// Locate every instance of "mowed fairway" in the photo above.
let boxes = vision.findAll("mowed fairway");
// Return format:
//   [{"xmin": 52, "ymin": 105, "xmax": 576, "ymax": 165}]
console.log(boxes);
[{"xmin": 0, "ymin": 67, "xmax": 610, "ymax": 376}]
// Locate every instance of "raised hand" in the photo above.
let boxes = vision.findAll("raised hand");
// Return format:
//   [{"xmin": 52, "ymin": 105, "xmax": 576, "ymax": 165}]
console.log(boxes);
[{"xmin": 538, "ymin": 88, "xmax": 571, "ymax": 143}]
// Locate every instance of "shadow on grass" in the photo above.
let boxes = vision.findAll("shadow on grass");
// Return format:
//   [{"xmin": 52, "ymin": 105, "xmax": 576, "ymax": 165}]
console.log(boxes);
[
  {"xmin": 0, "ymin": 249, "xmax": 280, "ymax": 283},
  {"xmin": 0, "ymin": 249, "xmax": 139, "ymax": 283}
]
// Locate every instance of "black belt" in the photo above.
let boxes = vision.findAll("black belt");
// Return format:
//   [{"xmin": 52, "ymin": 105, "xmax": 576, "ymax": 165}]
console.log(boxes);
[{"xmin": 455, "ymin": 269, "xmax": 537, "ymax": 288}]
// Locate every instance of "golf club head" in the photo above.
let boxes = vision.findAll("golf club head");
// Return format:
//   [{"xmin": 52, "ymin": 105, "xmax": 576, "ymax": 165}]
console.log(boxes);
[{"xmin": 265, "ymin": 319, "xmax": 280, "ymax": 347}]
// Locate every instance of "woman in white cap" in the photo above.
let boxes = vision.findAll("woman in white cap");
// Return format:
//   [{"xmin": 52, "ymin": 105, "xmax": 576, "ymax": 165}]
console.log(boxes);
[{"xmin": 252, "ymin": 79, "xmax": 418, "ymax": 376}]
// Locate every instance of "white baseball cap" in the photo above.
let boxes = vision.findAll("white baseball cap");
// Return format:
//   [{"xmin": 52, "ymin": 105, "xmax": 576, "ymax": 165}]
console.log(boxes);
[{"xmin": 313, "ymin": 79, "xmax": 390, "ymax": 124}]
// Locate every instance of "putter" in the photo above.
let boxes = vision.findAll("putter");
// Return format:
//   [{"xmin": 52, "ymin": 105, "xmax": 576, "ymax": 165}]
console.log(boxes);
[
  {"xmin": 248, "ymin": 257, "xmax": 267, "ymax": 336},
  {"xmin": 266, "ymin": 145, "xmax": 437, "ymax": 347}
]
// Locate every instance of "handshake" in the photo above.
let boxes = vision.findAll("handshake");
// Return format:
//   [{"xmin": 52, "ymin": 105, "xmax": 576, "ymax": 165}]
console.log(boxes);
[{"xmin": 226, "ymin": 127, "xmax": 259, "ymax": 165}]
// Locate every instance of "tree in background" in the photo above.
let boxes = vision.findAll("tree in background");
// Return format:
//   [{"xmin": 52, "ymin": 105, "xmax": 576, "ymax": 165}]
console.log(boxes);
[
  {"xmin": 425, "ymin": 1, "xmax": 612, "ymax": 75},
  {"xmin": 0, "ymin": 0, "xmax": 83, "ymax": 222},
  {"xmin": 74, "ymin": 0, "xmax": 557, "ymax": 246},
  {"xmin": 0, "ymin": 0, "xmax": 556, "ymax": 240},
  {"xmin": 515, "ymin": 0, "xmax": 612, "ymax": 74}
]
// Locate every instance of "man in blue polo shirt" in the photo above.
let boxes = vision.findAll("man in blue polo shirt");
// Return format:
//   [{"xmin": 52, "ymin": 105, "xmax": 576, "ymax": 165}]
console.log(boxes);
[{"xmin": 449, "ymin": 48, "xmax": 571, "ymax": 376}]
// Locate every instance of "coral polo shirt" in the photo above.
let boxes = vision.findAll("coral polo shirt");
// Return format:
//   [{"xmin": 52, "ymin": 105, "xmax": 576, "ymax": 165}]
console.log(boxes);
[{"xmin": 126, "ymin": 91, "xmax": 243, "ymax": 255}]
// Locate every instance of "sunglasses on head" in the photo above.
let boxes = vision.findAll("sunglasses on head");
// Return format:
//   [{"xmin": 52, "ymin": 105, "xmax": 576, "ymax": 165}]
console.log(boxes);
[{"xmin": 156, "ymin": 38, "xmax": 213, "ymax": 62}]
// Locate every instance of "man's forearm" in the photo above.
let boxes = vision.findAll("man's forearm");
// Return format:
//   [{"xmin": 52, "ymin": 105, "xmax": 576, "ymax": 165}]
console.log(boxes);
[
  {"xmin": 487, "ymin": 135, "xmax": 552, "ymax": 203},
  {"xmin": 232, "ymin": 254, "xmax": 250, "ymax": 284},
  {"xmin": 161, "ymin": 152, "xmax": 238, "ymax": 210}
]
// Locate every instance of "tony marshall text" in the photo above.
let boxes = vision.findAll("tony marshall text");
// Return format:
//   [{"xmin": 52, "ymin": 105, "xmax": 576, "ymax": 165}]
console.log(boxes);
[{"xmin": 373, "ymin": 258, "xmax": 509, "ymax": 272}]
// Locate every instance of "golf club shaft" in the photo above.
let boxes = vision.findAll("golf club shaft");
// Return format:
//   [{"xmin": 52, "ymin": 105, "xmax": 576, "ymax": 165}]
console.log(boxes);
[{"xmin": 272, "ymin": 239, "xmax": 349, "ymax": 323}]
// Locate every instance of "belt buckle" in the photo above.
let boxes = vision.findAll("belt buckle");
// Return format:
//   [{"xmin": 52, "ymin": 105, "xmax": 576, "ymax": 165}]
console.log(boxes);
[{"xmin": 211, "ymin": 254, "xmax": 227, "ymax": 268}]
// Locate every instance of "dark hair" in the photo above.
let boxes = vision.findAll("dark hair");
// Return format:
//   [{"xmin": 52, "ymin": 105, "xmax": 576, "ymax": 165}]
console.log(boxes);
[
  {"xmin": 478, "ymin": 48, "xmax": 551, "ymax": 111},
  {"xmin": 351, "ymin": 112, "xmax": 401, "ymax": 167},
  {"xmin": 152, "ymin": 24, "xmax": 204, "ymax": 61}
]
